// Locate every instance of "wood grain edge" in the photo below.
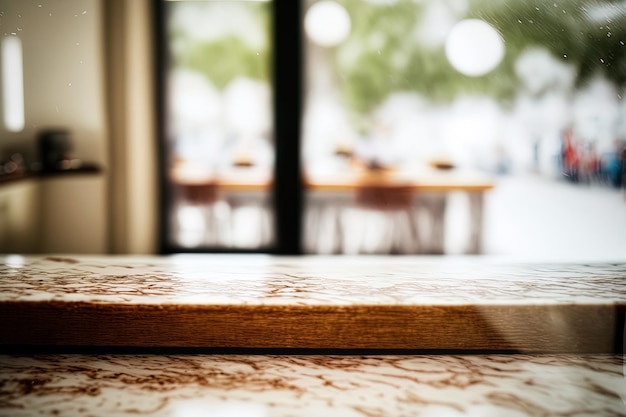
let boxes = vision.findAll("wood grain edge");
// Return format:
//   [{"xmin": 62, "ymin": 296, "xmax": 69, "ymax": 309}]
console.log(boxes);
[{"xmin": 0, "ymin": 301, "xmax": 622, "ymax": 353}]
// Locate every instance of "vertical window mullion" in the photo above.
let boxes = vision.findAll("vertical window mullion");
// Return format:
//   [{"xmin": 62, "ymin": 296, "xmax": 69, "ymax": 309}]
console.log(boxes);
[
  {"xmin": 154, "ymin": 0, "xmax": 169, "ymax": 254},
  {"xmin": 272, "ymin": 0, "xmax": 303, "ymax": 254}
]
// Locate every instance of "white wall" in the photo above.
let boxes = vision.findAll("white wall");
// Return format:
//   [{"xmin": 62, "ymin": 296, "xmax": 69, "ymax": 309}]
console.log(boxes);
[
  {"xmin": 0, "ymin": 0, "xmax": 107, "ymax": 167},
  {"xmin": 0, "ymin": 0, "xmax": 109, "ymax": 254},
  {"xmin": 0, "ymin": 179, "xmax": 40, "ymax": 253}
]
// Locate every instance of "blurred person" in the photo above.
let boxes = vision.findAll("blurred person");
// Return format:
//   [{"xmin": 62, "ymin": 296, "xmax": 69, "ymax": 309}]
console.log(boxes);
[
  {"xmin": 562, "ymin": 129, "xmax": 579, "ymax": 182},
  {"xmin": 579, "ymin": 141, "xmax": 599, "ymax": 184},
  {"xmin": 617, "ymin": 140, "xmax": 626, "ymax": 191}
]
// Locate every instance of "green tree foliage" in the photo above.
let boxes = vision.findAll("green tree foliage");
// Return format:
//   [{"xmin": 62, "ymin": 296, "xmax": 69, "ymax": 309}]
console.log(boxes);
[
  {"xmin": 169, "ymin": 0, "xmax": 625, "ymax": 112},
  {"xmin": 168, "ymin": 2, "xmax": 271, "ymax": 90},
  {"xmin": 336, "ymin": 0, "xmax": 626, "ymax": 113},
  {"xmin": 474, "ymin": 0, "xmax": 626, "ymax": 87},
  {"xmin": 182, "ymin": 36, "xmax": 270, "ymax": 89}
]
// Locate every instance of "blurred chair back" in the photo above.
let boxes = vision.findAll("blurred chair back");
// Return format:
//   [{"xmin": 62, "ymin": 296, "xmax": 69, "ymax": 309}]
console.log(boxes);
[{"xmin": 355, "ymin": 184, "xmax": 413, "ymax": 211}]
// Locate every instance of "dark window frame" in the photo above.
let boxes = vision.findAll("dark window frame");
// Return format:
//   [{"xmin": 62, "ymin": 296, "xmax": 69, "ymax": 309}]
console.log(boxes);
[{"xmin": 153, "ymin": 0, "xmax": 303, "ymax": 255}]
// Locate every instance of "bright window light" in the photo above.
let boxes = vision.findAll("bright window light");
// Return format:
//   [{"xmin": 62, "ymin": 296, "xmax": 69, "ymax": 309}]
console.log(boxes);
[
  {"xmin": 305, "ymin": 1, "xmax": 351, "ymax": 47},
  {"xmin": 445, "ymin": 19, "xmax": 504, "ymax": 77},
  {"xmin": 1, "ymin": 36, "xmax": 25, "ymax": 132}
]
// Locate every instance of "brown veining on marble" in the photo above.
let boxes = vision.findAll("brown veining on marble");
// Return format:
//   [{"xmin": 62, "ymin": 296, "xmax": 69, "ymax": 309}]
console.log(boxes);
[
  {"xmin": 0, "ymin": 354, "xmax": 624, "ymax": 416},
  {"xmin": 1, "ymin": 256, "xmax": 626, "ymax": 306},
  {"xmin": 43, "ymin": 256, "xmax": 81, "ymax": 264}
]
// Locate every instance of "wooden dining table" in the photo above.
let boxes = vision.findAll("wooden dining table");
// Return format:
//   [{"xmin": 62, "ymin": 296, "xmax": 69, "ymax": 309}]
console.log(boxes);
[{"xmin": 172, "ymin": 166, "xmax": 496, "ymax": 254}]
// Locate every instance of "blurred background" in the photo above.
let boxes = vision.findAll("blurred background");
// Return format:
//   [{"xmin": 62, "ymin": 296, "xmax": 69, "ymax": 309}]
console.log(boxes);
[{"xmin": 0, "ymin": 0, "xmax": 625, "ymax": 260}]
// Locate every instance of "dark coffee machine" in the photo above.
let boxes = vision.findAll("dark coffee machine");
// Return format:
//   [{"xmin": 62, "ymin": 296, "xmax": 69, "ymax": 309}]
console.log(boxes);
[{"xmin": 38, "ymin": 129, "xmax": 73, "ymax": 172}]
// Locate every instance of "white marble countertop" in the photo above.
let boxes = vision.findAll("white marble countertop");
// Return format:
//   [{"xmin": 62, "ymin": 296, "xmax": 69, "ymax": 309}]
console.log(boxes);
[
  {"xmin": 1, "ymin": 255, "xmax": 625, "ymax": 352},
  {"xmin": 1, "ymin": 255, "xmax": 625, "ymax": 305},
  {"xmin": 1, "ymin": 353, "xmax": 624, "ymax": 417},
  {"xmin": 1, "ymin": 255, "xmax": 626, "ymax": 416}
]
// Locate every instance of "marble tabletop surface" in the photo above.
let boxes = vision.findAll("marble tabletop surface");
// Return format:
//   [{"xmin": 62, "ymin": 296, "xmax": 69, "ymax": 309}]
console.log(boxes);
[
  {"xmin": 2, "ymin": 254, "xmax": 625, "ymax": 352},
  {"xmin": 1, "ymin": 255, "xmax": 626, "ymax": 305},
  {"xmin": 1, "ymin": 255, "xmax": 626, "ymax": 415},
  {"xmin": 1, "ymin": 353, "xmax": 624, "ymax": 417}
]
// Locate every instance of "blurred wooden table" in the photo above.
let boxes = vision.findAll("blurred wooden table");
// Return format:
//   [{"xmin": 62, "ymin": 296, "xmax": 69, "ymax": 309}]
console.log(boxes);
[
  {"xmin": 172, "ymin": 167, "xmax": 495, "ymax": 254},
  {"xmin": 306, "ymin": 168, "xmax": 495, "ymax": 253}
]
